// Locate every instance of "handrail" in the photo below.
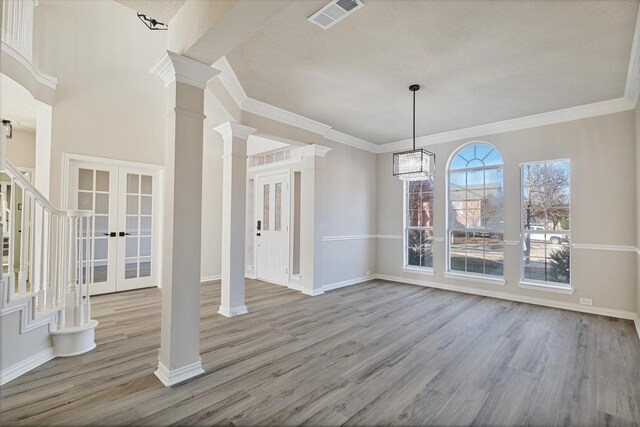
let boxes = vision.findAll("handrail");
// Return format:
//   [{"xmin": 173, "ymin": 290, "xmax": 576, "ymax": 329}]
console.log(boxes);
[
  {"xmin": 3, "ymin": 161, "xmax": 63, "ymax": 215},
  {"xmin": 1, "ymin": 159, "xmax": 96, "ymax": 332}
]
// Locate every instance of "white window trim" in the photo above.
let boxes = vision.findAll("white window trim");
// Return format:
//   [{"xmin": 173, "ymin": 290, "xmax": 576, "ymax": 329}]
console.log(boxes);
[
  {"xmin": 519, "ymin": 159, "xmax": 572, "ymax": 288},
  {"xmin": 445, "ymin": 141, "xmax": 505, "ymax": 279},
  {"xmin": 403, "ymin": 180, "xmax": 435, "ymax": 271},
  {"xmin": 519, "ymin": 281, "xmax": 575, "ymax": 295},
  {"xmin": 402, "ymin": 266, "xmax": 435, "ymax": 276},
  {"xmin": 444, "ymin": 271, "xmax": 506, "ymax": 286}
]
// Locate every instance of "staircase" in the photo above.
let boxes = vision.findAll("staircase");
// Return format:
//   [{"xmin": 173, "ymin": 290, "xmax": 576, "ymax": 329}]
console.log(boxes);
[{"xmin": 0, "ymin": 159, "xmax": 97, "ymax": 385}]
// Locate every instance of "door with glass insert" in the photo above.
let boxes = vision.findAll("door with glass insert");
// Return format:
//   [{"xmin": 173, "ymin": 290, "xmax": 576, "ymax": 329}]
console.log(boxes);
[
  {"xmin": 256, "ymin": 172, "xmax": 290, "ymax": 286},
  {"xmin": 68, "ymin": 161, "xmax": 157, "ymax": 295},
  {"xmin": 68, "ymin": 162, "xmax": 119, "ymax": 294},
  {"xmin": 116, "ymin": 168, "xmax": 155, "ymax": 291}
]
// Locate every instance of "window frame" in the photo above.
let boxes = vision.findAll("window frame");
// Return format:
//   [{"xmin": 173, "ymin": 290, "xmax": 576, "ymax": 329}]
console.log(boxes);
[
  {"xmin": 445, "ymin": 142, "xmax": 505, "ymax": 281},
  {"xmin": 519, "ymin": 159, "xmax": 572, "ymax": 290},
  {"xmin": 403, "ymin": 179, "xmax": 435, "ymax": 273}
]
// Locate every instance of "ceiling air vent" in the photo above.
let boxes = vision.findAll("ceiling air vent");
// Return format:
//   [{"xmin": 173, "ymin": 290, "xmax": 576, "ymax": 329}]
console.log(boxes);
[{"xmin": 307, "ymin": 0, "xmax": 364, "ymax": 30}]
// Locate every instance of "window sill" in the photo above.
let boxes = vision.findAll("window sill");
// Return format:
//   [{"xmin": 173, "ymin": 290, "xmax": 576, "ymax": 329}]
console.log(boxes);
[
  {"xmin": 444, "ymin": 272, "xmax": 506, "ymax": 286},
  {"xmin": 518, "ymin": 281, "xmax": 575, "ymax": 295},
  {"xmin": 402, "ymin": 266, "xmax": 434, "ymax": 276}
]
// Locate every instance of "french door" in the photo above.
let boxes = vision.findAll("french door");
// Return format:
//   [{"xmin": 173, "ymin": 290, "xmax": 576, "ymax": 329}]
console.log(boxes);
[
  {"xmin": 68, "ymin": 160, "xmax": 158, "ymax": 295},
  {"xmin": 255, "ymin": 171, "xmax": 290, "ymax": 286}
]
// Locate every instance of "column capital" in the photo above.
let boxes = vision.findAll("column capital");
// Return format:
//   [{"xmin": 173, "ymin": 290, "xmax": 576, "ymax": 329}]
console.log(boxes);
[
  {"xmin": 294, "ymin": 144, "xmax": 332, "ymax": 158},
  {"xmin": 150, "ymin": 51, "xmax": 220, "ymax": 89},
  {"xmin": 214, "ymin": 121, "xmax": 257, "ymax": 141}
]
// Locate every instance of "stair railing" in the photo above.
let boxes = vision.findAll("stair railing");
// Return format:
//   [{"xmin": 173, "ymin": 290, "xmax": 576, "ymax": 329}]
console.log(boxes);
[{"xmin": 1, "ymin": 160, "xmax": 94, "ymax": 330}]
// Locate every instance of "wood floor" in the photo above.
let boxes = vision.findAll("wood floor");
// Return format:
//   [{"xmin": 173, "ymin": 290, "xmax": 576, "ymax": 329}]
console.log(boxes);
[{"xmin": 1, "ymin": 279, "xmax": 639, "ymax": 426}]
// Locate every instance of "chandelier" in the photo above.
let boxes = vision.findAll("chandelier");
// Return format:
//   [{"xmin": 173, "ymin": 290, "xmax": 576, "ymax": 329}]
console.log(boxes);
[{"xmin": 392, "ymin": 85, "xmax": 435, "ymax": 181}]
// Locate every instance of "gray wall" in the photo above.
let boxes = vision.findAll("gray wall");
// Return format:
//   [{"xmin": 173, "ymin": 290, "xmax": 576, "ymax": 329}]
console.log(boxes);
[
  {"xmin": 376, "ymin": 110, "xmax": 637, "ymax": 313},
  {"xmin": 317, "ymin": 140, "xmax": 378, "ymax": 287}
]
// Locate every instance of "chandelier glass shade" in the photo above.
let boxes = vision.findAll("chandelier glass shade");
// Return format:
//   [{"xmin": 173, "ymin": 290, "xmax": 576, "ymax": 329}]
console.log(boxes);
[{"xmin": 392, "ymin": 85, "xmax": 435, "ymax": 181}]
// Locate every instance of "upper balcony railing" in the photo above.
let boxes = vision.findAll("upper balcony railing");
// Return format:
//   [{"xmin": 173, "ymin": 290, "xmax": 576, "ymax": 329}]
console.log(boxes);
[{"xmin": 1, "ymin": 0, "xmax": 38, "ymax": 61}]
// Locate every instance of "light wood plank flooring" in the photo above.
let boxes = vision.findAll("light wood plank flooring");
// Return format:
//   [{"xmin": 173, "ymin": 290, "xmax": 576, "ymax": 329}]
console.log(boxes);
[{"xmin": 1, "ymin": 279, "xmax": 639, "ymax": 426}]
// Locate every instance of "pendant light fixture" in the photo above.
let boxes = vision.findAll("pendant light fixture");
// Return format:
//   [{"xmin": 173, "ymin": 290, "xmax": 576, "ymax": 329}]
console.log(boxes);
[{"xmin": 393, "ymin": 85, "xmax": 435, "ymax": 181}]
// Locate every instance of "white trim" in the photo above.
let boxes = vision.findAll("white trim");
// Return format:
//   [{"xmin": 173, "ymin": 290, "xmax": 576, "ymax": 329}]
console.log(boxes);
[
  {"xmin": 625, "ymin": 6, "xmax": 640, "ymax": 106},
  {"xmin": 323, "ymin": 234, "xmax": 376, "ymax": 242},
  {"xmin": 380, "ymin": 98, "xmax": 634, "ymax": 153},
  {"xmin": 294, "ymin": 144, "xmax": 332, "ymax": 158},
  {"xmin": 322, "ymin": 234, "xmax": 402, "ymax": 242},
  {"xmin": 217, "ymin": 305, "xmax": 248, "ymax": 317},
  {"xmin": 572, "ymin": 243, "xmax": 637, "ymax": 252},
  {"xmin": 154, "ymin": 360, "xmax": 204, "ymax": 387},
  {"xmin": 214, "ymin": 121, "xmax": 257, "ymax": 141},
  {"xmin": 243, "ymin": 97, "xmax": 332, "ymax": 136},
  {"xmin": 375, "ymin": 274, "xmax": 636, "ymax": 320},
  {"xmin": 518, "ymin": 281, "xmax": 575, "ymax": 295},
  {"xmin": 377, "ymin": 234, "xmax": 403, "ymax": 240},
  {"xmin": 323, "ymin": 128, "xmax": 380, "ymax": 153},
  {"xmin": 212, "ymin": 57, "xmax": 247, "ymax": 108},
  {"xmin": 302, "ymin": 288, "xmax": 325, "ymax": 296},
  {"xmin": 635, "ymin": 247, "xmax": 640, "ymax": 256},
  {"xmin": 444, "ymin": 272, "xmax": 507, "ymax": 286},
  {"xmin": 1, "ymin": 41, "xmax": 58, "ymax": 89},
  {"xmin": 323, "ymin": 274, "xmax": 375, "ymax": 292},
  {"xmin": 0, "ymin": 347, "xmax": 55, "ymax": 386},
  {"xmin": 402, "ymin": 266, "xmax": 435, "ymax": 276},
  {"xmin": 149, "ymin": 51, "xmax": 220, "ymax": 89},
  {"xmin": 635, "ymin": 316, "xmax": 640, "ymax": 341},
  {"xmin": 201, "ymin": 275, "xmax": 221, "ymax": 283}
]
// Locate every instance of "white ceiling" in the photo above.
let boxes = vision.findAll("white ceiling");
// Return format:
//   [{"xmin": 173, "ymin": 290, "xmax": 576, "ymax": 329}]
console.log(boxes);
[
  {"xmin": 226, "ymin": 0, "xmax": 639, "ymax": 144},
  {"xmin": 114, "ymin": 0, "xmax": 186, "ymax": 24}
]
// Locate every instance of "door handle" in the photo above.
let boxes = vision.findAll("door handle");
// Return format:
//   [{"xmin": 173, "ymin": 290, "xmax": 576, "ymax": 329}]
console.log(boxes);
[
  {"xmin": 119, "ymin": 232, "xmax": 131, "ymax": 237},
  {"xmin": 256, "ymin": 233, "xmax": 261, "ymax": 237},
  {"xmin": 103, "ymin": 232, "xmax": 116, "ymax": 237}
]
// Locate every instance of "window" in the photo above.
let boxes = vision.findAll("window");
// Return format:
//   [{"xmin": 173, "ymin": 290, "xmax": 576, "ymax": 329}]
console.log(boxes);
[
  {"xmin": 521, "ymin": 160, "xmax": 570, "ymax": 286},
  {"xmin": 405, "ymin": 178, "xmax": 434, "ymax": 269},
  {"xmin": 448, "ymin": 143, "xmax": 504, "ymax": 277}
]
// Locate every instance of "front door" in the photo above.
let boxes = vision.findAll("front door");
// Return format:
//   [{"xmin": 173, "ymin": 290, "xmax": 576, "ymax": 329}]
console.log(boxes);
[
  {"xmin": 68, "ymin": 160, "xmax": 158, "ymax": 294},
  {"xmin": 256, "ymin": 172, "xmax": 290, "ymax": 286}
]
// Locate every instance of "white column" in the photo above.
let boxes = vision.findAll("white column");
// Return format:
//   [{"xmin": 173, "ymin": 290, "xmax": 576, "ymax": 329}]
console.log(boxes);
[
  {"xmin": 296, "ymin": 145, "xmax": 331, "ymax": 296},
  {"xmin": 150, "ymin": 51, "xmax": 219, "ymax": 387},
  {"xmin": 215, "ymin": 121, "xmax": 256, "ymax": 317}
]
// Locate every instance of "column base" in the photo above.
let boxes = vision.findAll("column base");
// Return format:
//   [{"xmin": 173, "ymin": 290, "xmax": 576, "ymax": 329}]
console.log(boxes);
[
  {"xmin": 51, "ymin": 319, "xmax": 98, "ymax": 356},
  {"xmin": 217, "ymin": 305, "xmax": 248, "ymax": 317},
  {"xmin": 154, "ymin": 360, "xmax": 204, "ymax": 387}
]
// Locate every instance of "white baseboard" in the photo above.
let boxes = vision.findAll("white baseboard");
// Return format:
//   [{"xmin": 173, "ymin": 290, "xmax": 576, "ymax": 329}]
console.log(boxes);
[
  {"xmin": 323, "ymin": 274, "xmax": 376, "ymax": 292},
  {"xmin": 635, "ymin": 316, "xmax": 640, "ymax": 341},
  {"xmin": 154, "ymin": 360, "xmax": 204, "ymax": 387},
  {"xmin": 217, "ymin": 305, "xmax": 248, "ymax": 317},
  {"xmin": 0, "ymin": 347, "xmax": 55, "ymax": 386},
  {"xmin": 374, "ymin": 274, "xmax": 637, "ymax": 320},
  {"xmin": 302, "ymin": 288, "xmax": 325, "ymax": 296},
  {"xmin": 200, "ymin": 275, "xmax": 221, "ymax": 283}
]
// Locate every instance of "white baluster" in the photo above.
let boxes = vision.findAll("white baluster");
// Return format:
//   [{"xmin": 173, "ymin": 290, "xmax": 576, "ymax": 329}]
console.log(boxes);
[{"xmin": 18, "ymin": 188, "xmax": 28, "ymax": 295}]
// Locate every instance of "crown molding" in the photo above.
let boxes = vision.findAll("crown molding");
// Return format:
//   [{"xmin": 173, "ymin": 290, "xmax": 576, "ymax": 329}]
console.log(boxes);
[
  {"xmin": 242, "ymin": 97, "xmax": 332, "ymax": 136},
  {"xmin": 625, "ymin": 5, "xmax": 640, "ymax": 106},
  {"xmin": 294, "ymin": 144, "xmax": 332, "ymax": 158},
  {"xmin": 378, "ymin": 97, "xmax": 635, "ymax": 154},
  {"xmin": 211, "ymin": 56, "xmax": 247, "ymax": 108},
  {"xmin": 150, "ymin": 51, "xmax": 220, "ymax": 89}
]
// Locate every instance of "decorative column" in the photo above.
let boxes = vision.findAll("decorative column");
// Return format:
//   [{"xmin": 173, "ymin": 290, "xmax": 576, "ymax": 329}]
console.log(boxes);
[
  {"xmin": 297, "ymin": 145, "xmax": 331, "ymax": 296},
  {"xmin": 150, "ymin": 51, "xmax": 219, "ymax": 386},
  {"xmin": 214, "ymin": 122, "xmax": 256, "ymax": 317}
]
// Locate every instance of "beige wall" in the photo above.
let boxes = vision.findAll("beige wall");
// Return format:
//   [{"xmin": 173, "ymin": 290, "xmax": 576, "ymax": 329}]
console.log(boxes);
[
  {"xmin": 377, "ymin": 110, "xmax": 637, "ymax": 313},
  {"xmin": 6, "ymin": 130, "xmax": 35, "ymax": 169},
  {"xmin": 33, "ymin": 0, "xmax": 167, "ymax": 207}
]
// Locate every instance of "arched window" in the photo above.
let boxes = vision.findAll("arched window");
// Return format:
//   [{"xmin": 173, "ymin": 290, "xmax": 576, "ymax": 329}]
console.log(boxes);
[{"xmin": 448, "ymin": 143, "xmax": 504, "ymax": 277}]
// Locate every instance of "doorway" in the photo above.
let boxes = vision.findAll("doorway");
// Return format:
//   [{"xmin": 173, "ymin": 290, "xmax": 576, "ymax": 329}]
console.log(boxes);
[
  {"xmin": 255, "ymin": 171, "xmax": 290, "ymax": 286},
  {"xmin": 67, "ymin": 159, "xmax": 160, "ymax": 295}
]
